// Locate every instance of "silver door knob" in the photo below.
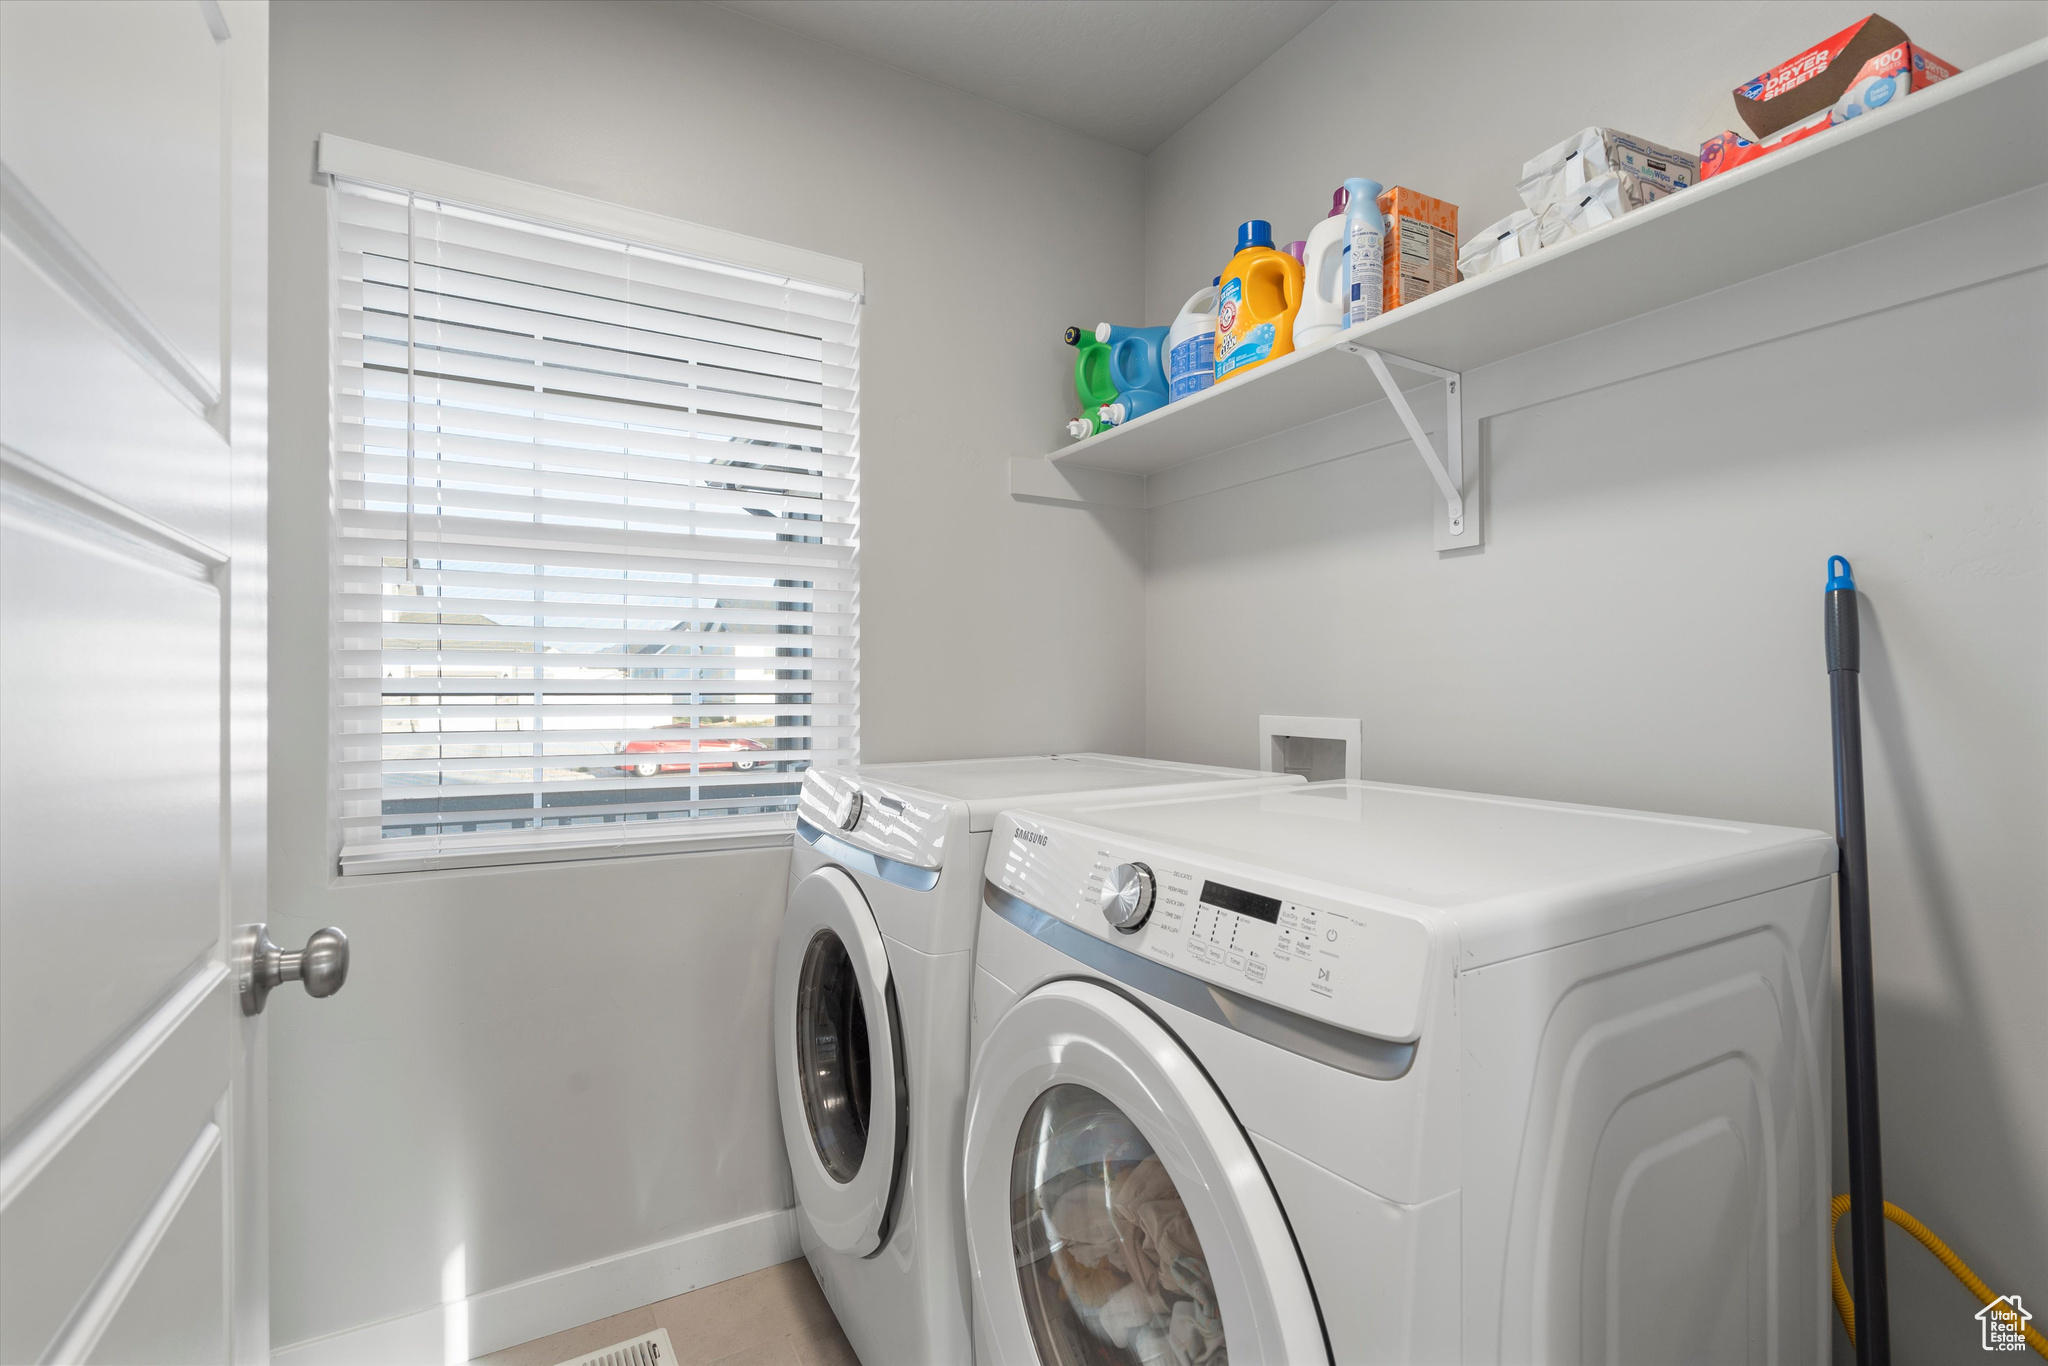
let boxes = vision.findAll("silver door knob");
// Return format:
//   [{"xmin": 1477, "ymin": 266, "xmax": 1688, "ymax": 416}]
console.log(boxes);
[
  {"xmin": 1098, "ymin": 862, "xmax": 1155, "ymax": 933},
  {"xmin": 235, "ymin": 923, "xmax": 350, "ymax": 1016}
]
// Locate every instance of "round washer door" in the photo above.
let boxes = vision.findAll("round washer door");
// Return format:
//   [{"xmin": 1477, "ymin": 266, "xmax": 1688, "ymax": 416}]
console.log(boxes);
[
  {"xmin": 774, "ymin": 867, "xmax": 906, "ymax": 1257},
  {"xmin": 963, "ymin": 978, "xmax": 1327, "ymax": 1365}
]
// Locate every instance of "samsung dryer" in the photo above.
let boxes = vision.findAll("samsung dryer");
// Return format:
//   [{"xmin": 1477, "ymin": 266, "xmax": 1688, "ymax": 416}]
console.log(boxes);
[
  {"xmin": 776, "ymin": 755, "xmax": 1302, "ymax": 1366},
  {"xmin": 965, "ymin": 780, "xmax": 1837, "ymax": 1366}
]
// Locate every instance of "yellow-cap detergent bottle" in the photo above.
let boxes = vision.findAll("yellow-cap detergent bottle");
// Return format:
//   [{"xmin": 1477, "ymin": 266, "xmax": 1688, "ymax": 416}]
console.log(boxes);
[{"xmin": 1215, "ymin": 219, "xmax": 1304, "ymax": 383}]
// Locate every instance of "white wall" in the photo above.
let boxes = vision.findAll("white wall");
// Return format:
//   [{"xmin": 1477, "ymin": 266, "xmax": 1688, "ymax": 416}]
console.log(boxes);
[
  {"xmin": 267, "ymin": 0, "xmax": 1147, "ymax": 1355},
  {"xmin": 1139, "ymin": 4, "xmax": 2047, "ymax": 1363}
]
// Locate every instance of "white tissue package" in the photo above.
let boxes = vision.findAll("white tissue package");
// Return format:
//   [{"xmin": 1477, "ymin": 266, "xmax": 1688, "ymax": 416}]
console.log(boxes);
[
  {"xmin": 1518, "ymin": 127, "xmax": 1698, "ymax": 216},
  {"xmin": 1457, "ymin": 208, "xmax": 1542, "ymax": 281}
]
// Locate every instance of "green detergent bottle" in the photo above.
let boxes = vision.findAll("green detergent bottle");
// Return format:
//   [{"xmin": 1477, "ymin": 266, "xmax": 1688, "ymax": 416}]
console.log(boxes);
[{"xmin": 1063, "ymin": 325, "xmax": 1117, "ymax": 439}]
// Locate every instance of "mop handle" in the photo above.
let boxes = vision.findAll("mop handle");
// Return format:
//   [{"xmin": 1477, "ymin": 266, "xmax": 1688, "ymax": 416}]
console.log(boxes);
[
  {"xmin": 1825, "ymin": 556, "xmax": 1859, "ymax": 674},
  {"xmin": 1827, "ymin": 555, "xmax": 1890, "ymax": 1366}
]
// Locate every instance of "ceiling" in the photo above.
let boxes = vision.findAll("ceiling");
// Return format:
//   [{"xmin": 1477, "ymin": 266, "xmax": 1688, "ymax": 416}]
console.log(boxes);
[{"xmin": 714, "ymin": 0, "xmax": 1336, "ymax": 153}]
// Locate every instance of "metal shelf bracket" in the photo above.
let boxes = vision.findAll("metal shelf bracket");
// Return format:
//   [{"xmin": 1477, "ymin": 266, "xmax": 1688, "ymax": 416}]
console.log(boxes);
[
  {"xmin": 1014, "ymin": 341, "xmax": 1480, "ymax": 548},
  {"xmin": 1340, "ymin": 343, "xmax": 1470, "ymax": 542}
]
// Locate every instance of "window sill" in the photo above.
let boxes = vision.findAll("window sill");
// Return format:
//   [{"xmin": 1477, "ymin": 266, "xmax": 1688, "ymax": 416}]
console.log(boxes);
[{"xmin": 337, "ymin": 814, "xmax": 796, "ymax": 877}]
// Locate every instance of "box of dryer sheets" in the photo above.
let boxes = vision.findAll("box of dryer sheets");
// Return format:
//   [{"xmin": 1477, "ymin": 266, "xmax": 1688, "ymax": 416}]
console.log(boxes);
[
  {"xmin": 1732, "ymin": 13, "xmax": 1957, "ymax": 137},
  {"xmin": 1703, "ymin": 18, "xmax": 1958, "ymax": 180},
  {"xmin": 1376, "ymin": 187, "xmax": 1458, "ymax": 312}
]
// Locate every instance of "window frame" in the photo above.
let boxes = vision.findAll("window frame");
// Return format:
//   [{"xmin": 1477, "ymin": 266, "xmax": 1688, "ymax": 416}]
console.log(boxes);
[{"xmin": 319, "ymin": 136, "xmax": 862, "ymax": 875}]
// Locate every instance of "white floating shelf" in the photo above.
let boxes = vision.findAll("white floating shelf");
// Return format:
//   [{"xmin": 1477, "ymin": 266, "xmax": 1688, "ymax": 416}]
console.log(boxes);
[{"xmin": 1042, "ymin": 37, "xmax": 2048, "ymax": 483}]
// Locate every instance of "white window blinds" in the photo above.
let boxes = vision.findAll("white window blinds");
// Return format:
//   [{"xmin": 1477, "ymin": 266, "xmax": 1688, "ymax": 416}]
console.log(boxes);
[{"xmin": 330, "ymin": 175, "xmax": 859, "ymax": 872}]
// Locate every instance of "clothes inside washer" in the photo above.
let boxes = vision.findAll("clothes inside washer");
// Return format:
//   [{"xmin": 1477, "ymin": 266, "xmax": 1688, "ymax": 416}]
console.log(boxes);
[{"xmin": 1010, "ymin": 1085, "xmax": 1228, "ymax": 1366}]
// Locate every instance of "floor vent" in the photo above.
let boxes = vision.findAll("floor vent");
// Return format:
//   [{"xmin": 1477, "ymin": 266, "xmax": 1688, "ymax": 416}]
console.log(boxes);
[{"xmin": 551, "ymin": 1326, "xmax": 674, "ymax": 1366}]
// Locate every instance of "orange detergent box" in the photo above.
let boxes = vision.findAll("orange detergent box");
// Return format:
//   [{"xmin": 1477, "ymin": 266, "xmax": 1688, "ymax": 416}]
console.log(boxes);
[
  {"xmin": 1376, "ymin": 187, "xmax": 1458, "ymax": 313},
  {"xmin": 1706, "ymin": 14, "xmax": 1958, "ymax": 180}
]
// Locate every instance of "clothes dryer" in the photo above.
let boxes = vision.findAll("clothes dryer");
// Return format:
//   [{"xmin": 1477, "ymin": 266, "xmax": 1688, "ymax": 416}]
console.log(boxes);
[
  {"xmin": 965, "ymin": 780, "xmax": 1837, "ymax": 1365},
  {"xmin": 777, "ymin": 756, "xmax": 1302, "ymax": 1366}
]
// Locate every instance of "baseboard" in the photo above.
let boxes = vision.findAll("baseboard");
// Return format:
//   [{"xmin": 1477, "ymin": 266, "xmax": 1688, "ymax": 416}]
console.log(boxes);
[{"xmin": 272, "ymin": 1207, "xmax": 802, "ymax": 1364}]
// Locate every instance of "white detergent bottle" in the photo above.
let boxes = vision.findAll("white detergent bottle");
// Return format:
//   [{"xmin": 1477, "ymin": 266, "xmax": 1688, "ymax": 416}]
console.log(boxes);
[
  {"xmin": 1292, "ymin": 187, "xmax": 1350, "ymax": 350},
  {"xmin": 1342, "ymin": 177, "xmax": 1386, "ymax": 329},
  {"xmin": 1166, "ymin": 281, "xmax": 1221, "ymax": 402}
]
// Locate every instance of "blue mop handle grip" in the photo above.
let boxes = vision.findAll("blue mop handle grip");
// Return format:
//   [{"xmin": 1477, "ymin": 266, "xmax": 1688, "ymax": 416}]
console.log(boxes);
[{"xmin": 1825, "ymin": 555, "xmax": 1859, "ymax": 674}]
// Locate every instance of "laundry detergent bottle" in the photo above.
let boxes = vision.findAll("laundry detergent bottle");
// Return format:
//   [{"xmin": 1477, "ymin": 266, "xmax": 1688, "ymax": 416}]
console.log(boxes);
[
  {"xmin": 1095, "ymin": 322, "xmax": 1171, "ymax": 425},
  {"xmin": 1342, "ymin": 177, "xmax": 1387, "ymax": 329},
  {"xmin": 1291, "ymin": 186, "xmax": 1350, "ymax": 350},
  {"xmin": 1166, "ymin": 282, "xmax": 1220, "ymax": 402},
  {"xmin": 1063, "ymin": 324, "xmax": 1117, "ymax": 439},
  {"xmin": 1215, "ymin": 220, "xmax": 1304, "ymax": 383}
]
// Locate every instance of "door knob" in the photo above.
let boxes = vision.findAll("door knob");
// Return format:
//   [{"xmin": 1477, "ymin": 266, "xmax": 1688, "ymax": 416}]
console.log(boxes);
[{"xmin": 235, "ymin": 923, "xmax": 350, "ymax": 1016}]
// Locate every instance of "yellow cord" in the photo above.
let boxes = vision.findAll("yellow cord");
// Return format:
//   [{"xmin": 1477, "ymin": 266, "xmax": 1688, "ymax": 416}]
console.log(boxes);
[{"xmin": 1830, "ymin": 1193, "xmax": 2047, "ymax": 1358}]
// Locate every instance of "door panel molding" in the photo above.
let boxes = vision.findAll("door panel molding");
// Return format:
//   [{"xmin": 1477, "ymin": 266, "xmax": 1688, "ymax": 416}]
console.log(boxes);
[
  {"xmin": 0, "ymin": 973, "xmax": 230, "ymax": 1364},
  {"xmin": 0, "ymin": 444, "xmax": 226, "ymax": 583},
  {"xmin": 47, "ymin": 1122, "xmax": 223, "ymax": 1365},
  {"xmin": 0, "ymin": 505, "xmax": 224, "ymax": 1139},
  {"xmin": 0, "ymin": 961, "xmax": 228, "ymax": 1209},
  {"xmin": 0, "ymin": 241, "xmax": 232, "ymax": 546},
  {"xmin": 0, "ymin": 0, "xmax": 227, "ymax": 401},
  {"xmin": 0, "ymin": 163, "xmax": 221, "ymax": 421}
]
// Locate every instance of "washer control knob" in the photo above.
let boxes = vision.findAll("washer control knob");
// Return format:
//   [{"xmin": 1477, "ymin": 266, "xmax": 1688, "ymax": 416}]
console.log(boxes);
[
  {"xmin": 830, "ymin": 786, "xmax": 864, "ymax": 831},
  {"xmin": 1099, "ymin": 862, "xmax": 1155, "ymax": 934}
]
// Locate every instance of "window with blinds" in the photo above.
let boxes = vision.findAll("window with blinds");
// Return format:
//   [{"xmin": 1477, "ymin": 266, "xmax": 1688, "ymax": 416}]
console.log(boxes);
[{"xmin": 330, "ymin": 174, "xmax": 859, "ymax": 872}]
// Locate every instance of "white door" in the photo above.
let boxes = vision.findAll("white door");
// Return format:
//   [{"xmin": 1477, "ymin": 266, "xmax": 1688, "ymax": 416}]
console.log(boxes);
[
  {"xmin": 962, "ymin": 979, "xmax": 1328, "ymax": 1366},
  {"xmin": 774, "ymin": 867, "xmax": 906, "ymax": 1257},
  {"xmin": 1, "ymin": 3, "xmax": 292, "ymax": 1362}
]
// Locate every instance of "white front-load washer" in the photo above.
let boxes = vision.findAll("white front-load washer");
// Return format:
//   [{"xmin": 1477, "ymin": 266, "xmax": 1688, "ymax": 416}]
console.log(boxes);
[
  {"xmin": 965, "ymin": 780, "xmax": 1838, "ymax": 1365},
  {"xmin": 776, "ymin": 756, "xmax": 1303, "ymax": 1366}
]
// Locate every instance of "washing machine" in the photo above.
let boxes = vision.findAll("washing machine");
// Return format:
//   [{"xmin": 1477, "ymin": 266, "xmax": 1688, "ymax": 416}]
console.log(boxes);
[
  {"xmin": 776, "ymin": 755, "xmax": 1304, "ymax": 1366},
  {"xmin": 964, "ymin": 779, "xmax": 1838, "ymax": 1365}
]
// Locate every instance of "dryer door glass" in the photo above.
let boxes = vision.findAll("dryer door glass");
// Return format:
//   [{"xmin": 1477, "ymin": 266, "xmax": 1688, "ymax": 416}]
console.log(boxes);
[
  {"xmin": 1010, "ymin": 1084, "xmax": 1228, "ymax": 1365},
  {"xmin": 796, "ymin": 929, "xmax": 872, "ymax": 1182}
]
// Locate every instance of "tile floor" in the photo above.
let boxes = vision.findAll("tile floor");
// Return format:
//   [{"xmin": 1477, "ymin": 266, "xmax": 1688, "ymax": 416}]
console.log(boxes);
[{"xmin": 474, "ymin": 1258, "xmax": 861, "ymax": 1366}]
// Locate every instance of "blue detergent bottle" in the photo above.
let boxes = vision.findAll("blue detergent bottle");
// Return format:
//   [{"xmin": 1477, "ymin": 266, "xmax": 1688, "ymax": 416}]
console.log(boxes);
[{"xmin": 1095, "ymin": 322, "xmax": 1171, "ymax": 425}]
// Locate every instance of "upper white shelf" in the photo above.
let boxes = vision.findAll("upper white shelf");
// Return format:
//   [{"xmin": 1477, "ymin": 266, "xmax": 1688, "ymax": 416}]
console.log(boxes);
[{"xmin": 1051, "ymin": 37, "xmax": 2048, "ymax": 478}]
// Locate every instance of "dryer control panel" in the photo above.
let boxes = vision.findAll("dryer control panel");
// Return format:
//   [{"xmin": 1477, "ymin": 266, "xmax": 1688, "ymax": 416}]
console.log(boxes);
[
  {"xmin": 991, "ymin": 809, "xmax": 1436, "ymax": 1043},
  {"xmin": 799, "ymin": 769, "xmax": 954, "ymax": 871}
]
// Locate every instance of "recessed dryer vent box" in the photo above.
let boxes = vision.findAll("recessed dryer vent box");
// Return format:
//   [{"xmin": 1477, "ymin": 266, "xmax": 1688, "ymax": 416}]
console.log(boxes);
[{"xmin": 1259, "ymin": 715, "xmax": 1361, "ymax": 782}]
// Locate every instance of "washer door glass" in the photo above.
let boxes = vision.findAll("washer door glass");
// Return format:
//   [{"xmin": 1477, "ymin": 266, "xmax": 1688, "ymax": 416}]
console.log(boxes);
[
  {"xmin": 1011, "ymin": 1084, "xmax": 1228, "ymax": 1366},
  {"xmin": 796, "ymin": 928, "xmax": 872, "ymax": 1183}
]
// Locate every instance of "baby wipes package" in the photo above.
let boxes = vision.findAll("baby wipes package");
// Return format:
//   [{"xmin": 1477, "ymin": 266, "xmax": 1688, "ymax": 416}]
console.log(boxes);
[
  {"xmin": 1536, "ymin": 174, "xmax": 1627, "ymax": 248},
  {"xmin": 1456, "ymin": 208, "xmax": 1540, "ymax": 282},
  {"xmin": 1519, "ymin": 127, "xmax": 1697, "ymax": 217}
]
